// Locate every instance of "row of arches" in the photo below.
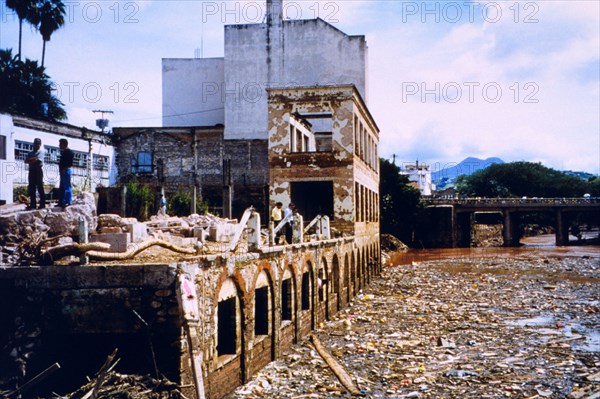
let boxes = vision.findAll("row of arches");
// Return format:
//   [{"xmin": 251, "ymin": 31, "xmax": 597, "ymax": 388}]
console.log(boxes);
[{"xmin": 205, "ymin": 241, "xmax": 380, "ymax": 399}]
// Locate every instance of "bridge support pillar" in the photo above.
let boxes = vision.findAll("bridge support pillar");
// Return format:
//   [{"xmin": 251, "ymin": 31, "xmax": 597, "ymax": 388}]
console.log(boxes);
[
  {"xmin": 555, "ymin": 210, "xmax": 569, "ymax": 246},
  {"xmin": 502, "ymin": 210, "xmax": 517, "ymax": 246}
]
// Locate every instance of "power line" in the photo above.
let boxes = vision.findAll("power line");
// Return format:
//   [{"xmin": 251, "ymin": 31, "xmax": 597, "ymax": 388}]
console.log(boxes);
[{"xmin": 112, "ymin": 107, "xmax": 225, "ymax": 124}]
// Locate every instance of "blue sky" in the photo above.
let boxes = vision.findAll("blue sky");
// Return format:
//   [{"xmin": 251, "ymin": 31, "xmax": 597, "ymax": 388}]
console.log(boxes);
[{"xmin": 1, "ymin": 0, "xmax": 598, "ymax": 174}]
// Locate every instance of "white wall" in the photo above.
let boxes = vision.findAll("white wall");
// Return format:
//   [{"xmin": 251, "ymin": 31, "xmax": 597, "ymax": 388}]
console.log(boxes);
[
  {"xmin": 223, "ymin": 19, "xmax": 367, "ymax": 140},
  {"xmin": 0, "ymin": 114, "xmax": 117, "ymax": 204},
  {"xmin": 162, "ymin": 17, "xmax": 368, "ymax": 140},
  {"xmin": 0, "ymin": 114, "xmax": 15, "ymax": 203},
  {"xmin": 162, "ymin": 58, "xmax": 225, "ymax": 127}
]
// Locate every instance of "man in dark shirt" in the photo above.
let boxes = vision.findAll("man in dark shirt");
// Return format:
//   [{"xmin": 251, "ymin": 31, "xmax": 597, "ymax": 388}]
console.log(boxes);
[
  {"xmin": 24, "ymin": 138, "xmax": 46, "ymax": 210},
  {"xmin": 58, "ymin": 138, "xmax": 74, "ymax": 207}
]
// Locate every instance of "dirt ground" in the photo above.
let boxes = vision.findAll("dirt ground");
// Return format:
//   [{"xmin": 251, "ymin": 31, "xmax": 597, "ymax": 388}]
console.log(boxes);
[{"xmin": 226, "ymin": 253, "xmax": 600, "ymax": 399}]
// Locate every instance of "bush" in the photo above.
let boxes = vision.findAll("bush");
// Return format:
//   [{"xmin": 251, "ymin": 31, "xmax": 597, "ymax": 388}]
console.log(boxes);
[
  {"xmin": 167, "ymin": 189, "xmax": 209, "ymax": 217},
  {"xmin": 125, "ymin": 180, "xmax": 154, "ymax": 221}
]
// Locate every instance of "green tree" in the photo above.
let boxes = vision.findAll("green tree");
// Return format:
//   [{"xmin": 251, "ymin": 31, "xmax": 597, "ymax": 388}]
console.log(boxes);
[
  {"xmin": 0, "ymin": 48, "xmax": 66, "ymax": 121},
  {"xmin": 379, "ymin": 158, "xmax": 422, "ymax": 245},
  {"xmin": 5, "ymin": 0, "xmax": 38, "ymax": 60},
  {"xmin": 457, "ymin": 161, "xmax": 589, "ymax": 198},
  {"xmin": 29, "ymin": 0, "xmax": 66, "ymax": 67}
]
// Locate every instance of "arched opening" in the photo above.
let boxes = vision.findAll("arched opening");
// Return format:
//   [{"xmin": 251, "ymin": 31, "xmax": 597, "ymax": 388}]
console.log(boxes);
[
  {"xmin": 216, "ymin": 279, "xmax": 243, "ymax": 358},
  {"xmin": 331, "ymin": 254, "xmax": 340, "ymax": 311},
  {"xmin": 344, "ymin": 253, "xmax": 351, "ymax": 305},
  {"xmin": 356, "ymin": 248, "xmax": 362, "ymax": 291},
  {"xmin": 279, "ymin": 265, "xmax": 298, "ymax": 354},
  {"xmin": 300, "ymin": 261, "xmax": 315, "ymax": 334}
]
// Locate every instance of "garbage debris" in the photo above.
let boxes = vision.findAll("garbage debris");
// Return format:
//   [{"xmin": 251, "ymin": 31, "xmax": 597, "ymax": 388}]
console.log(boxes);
[{"xmin": 226, "ymin": 254, "xmax": 600, "ymax": 398}]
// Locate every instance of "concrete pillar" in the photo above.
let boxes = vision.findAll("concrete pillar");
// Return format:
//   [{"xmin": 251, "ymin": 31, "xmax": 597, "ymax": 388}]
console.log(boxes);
[
  {"xmin": 292, "ymin": 214, "xmax": 304, "ymax": 244},
  {"xmin": 79, "ymin": 217, "xmax": 89, "ymax": 265},
  {"xmin": 502, "ymin": 210, "xmax": 513, "ymax": 246},
  {"xmin": 555, "ymin": 210, "xmax": 569, "ymax": 246},
  {"xmin": 248, "ymin": 211, "xmax": 261, "ymax": 251},
  {"xmin": 451, "ymin": 207, "xmax": 458, "ymax": 248},
  {"xmin": 319, "ymin": 216, "xmax": 331, "ymax": 240}
]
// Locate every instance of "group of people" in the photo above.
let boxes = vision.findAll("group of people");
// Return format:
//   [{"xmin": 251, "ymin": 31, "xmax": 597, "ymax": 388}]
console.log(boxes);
[
  {"xmin": 271, "ymin": 202, "xmax": 296, "ymax": 244},
  {"xmin": 25, "ymin": 138, "xmax": 74, "ymax": 210}
]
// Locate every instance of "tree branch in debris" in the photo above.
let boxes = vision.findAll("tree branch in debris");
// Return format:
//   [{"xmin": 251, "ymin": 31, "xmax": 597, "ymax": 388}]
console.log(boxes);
[{"xmin": 309, "ymin": 334, "xmax": 361, "ymax": 396}]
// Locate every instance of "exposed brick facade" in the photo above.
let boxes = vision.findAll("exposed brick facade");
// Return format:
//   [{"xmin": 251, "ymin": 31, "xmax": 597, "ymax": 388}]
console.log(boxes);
[{"xmin": 113, "ymin": 126, "xmax": 269, "ymax": 219}]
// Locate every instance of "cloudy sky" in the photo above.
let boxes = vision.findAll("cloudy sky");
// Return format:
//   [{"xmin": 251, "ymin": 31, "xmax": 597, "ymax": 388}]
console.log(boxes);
[{"xmin": 1, "ymin": 0, "xmax": 598, "ymax": 174}]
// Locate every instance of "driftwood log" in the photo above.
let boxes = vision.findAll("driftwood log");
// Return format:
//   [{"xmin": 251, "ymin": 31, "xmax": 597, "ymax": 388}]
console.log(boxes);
[
  {"xmin": 40, "ymin": 240, "xmax": 199, "ymax": 264},
  {"xmin": 309, "ymin": 334, "xmax": 361, "ymax": 396}
]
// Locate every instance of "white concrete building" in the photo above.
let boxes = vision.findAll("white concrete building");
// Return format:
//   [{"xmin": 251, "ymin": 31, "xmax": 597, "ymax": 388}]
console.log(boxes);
[
  {"xmin": 400, "ymin": 161, "xmax": 434, "ymax": 196},
  {"xmin": 162, "ymin": 0, "xmax": 368, "ymax": 140},
  {"xmin": 0, "ymin": 113, "xmax": 117, "ymax": 204}
]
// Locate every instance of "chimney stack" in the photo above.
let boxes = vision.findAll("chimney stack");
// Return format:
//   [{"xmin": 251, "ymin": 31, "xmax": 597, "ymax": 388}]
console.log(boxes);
[{"xmin": 267, "ymin": 0, "xmax": 283, "ymax": 24}]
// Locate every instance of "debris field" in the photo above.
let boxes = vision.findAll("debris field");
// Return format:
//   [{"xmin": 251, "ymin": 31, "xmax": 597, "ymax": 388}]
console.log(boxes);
[{"xmin": 227, "ymin": 254, "xmax": 600, "ymax": 399}]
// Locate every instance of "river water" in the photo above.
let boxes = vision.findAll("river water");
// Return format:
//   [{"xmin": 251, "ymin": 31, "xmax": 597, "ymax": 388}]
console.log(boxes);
[{"xmin": 390, "ymin": 234, "xmax": 599, "ymax": 266}]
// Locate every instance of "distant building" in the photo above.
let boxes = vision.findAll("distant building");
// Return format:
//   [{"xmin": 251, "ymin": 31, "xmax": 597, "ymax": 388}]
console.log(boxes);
[
  {"xmin": 0, "ymin": 114, "xmax": 116, "ymax": 204},
  {"xmin": 400, "ymin": 161, "xmax": 434, "ymax": 196}
]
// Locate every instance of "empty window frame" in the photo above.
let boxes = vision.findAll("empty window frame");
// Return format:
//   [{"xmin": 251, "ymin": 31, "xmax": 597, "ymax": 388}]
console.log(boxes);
[
  {"xmin": 301, "ymin": 272, "xmax": 310, "ymax": 311},
  {"xmin": 281, "ymin": 277, "xmax": 293, "ymax": 322},
  {"xmin": 217, "ymin": 297, "xmax": 237, "ymax": 356},
  {"xmin": 0, "ymin": 135, "xmax": 6, "ymax": 160},
  {"xmin": 255, "ymin": 286, "xmax": 269, "ymax": 336}
]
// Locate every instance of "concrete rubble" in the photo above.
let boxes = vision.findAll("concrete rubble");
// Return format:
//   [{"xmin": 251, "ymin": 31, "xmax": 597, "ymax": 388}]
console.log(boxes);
[
  {"xmin": 225, "ymin": 255, "xmax": 600, "ymax": 399},
  {"xmin": 0, "ymin": 197, "xmax": 243, "ymax": 265}
]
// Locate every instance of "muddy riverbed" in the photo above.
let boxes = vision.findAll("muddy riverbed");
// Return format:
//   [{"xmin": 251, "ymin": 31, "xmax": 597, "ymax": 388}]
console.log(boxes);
[{"xmin": 226, "ymin": 247, "xmax": 599, "ymax": 399}]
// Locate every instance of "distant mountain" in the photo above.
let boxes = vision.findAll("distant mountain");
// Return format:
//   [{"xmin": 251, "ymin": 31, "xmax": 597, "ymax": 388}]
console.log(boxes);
[{"xmin": 433, "ymin": 157, "xmax": 504, "ymax": 186}]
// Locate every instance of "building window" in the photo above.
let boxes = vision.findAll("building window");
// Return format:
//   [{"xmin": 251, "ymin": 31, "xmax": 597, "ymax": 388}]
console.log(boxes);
[
  {"xmin": 281, "ymin": 278, "xmax": 293, "ymax": 321},
  {"xmin": 93, "ymin": 154, "xmax": 109, "ymax": 171},
  {"xmin": 0, "ymin": 135, "xmax": 6, "ymax": 160},
  {"xmin": 301, "ymin": 272, "xmax": 310, "ymax": 311},
  {"xmin": 15, "ymin": 140, "xmax": 32, "ymax": 161},
  {"xmin": 217, "ymin": 297, "xmax": 237, "ymax": 356},
  {"xmin": 131, "ymin": 151, "xmax": 153, "ymax": 174},
  {"xmin": 255, "ymin": 286, "xmax": 269, "ymax": 336}
]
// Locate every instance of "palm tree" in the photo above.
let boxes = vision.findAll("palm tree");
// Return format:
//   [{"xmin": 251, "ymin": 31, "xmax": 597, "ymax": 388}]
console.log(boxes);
[
  {"xmin": 5, "ymin": 0, "xmax": 38, "ymax": 60},
  {"xmin": 30, "ymin": 0, "xmax": 66, "ymax": 67},
  {"xmin": 0, "ymin": 48, "xmax": 66, "ymax": 121}
]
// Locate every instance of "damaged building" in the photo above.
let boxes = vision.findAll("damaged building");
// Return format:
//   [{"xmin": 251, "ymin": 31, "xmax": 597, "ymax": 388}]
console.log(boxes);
[{"xmin": 115, "ymin": 0, "xmax": 370, "ymax": 219}]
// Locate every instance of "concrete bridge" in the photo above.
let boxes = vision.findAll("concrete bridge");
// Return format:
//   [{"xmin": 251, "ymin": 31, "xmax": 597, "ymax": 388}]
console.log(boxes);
[{"xmin": 424, "ymin": 198, "xmax": 600, "ymax": 247}]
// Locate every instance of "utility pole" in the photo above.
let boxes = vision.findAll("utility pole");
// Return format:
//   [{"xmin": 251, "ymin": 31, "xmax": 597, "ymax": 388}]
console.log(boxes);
[{"xmin": 84, "ymin": 110, "xmax": 113, "ymax": 192}]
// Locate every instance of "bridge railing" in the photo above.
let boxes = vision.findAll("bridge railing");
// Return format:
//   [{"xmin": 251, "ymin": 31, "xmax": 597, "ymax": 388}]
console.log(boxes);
[{"xmin": 423, "ymin": 197, "xmax": 600, "ymax": 206}]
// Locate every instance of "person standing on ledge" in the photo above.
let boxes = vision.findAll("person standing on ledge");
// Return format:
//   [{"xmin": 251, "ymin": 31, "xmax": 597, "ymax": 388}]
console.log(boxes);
[
  {"xmin": 271, "ymin": 201, "xmax": 283, "ymax": 244},
  {"xmin": 24, "ymin": 138, "xmax": 46, "ymax": 210},
  {"xmin": 58, "ymin": 138, "xmax": 74, "ymax": 208}
]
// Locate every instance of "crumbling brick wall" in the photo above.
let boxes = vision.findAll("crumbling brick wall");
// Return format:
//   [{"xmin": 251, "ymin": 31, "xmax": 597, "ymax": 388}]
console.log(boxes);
[{"xmin": 113, "ymin": 127, "xmax": 269, "ymax": 219}]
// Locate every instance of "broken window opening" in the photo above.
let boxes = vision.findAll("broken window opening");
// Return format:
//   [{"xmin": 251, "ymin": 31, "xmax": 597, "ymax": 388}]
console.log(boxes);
[
  {"xmin": 281, "ymin": 278, "xmax": 293, "ymax": 322},
  {"xmin": 0, "ymin": 135, "xmax": 6, "ymax": 160},
  {"xmin": 132, "ymin": 151, "xmax": 153, "ymax": 174},
  {"xmin": 254, "ymin": 286, "xmax": 269, "ymax": 336},
  {"xmin": 332, "ymin": 256, "xmax": 340, "ymax": 294},
  {"xmin": 291, "ymin": 181, "xmax": 334, "ymax": 222},
  {"xmin": 217, "ymin": 297, "xmax": 237, "ymax": 356},
  {"xmin": 318, "ymin": 268, "xmax": 325, "ymax": 302},
  {"xmin": 301, "ymin": 272, "xmax": 310, "ymax": 311}
]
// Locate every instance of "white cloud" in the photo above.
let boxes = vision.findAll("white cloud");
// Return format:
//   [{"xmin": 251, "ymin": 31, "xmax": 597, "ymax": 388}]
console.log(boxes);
[{"xmin": 1, "ymin": 0, "xmax": 598, "ymax": 173}]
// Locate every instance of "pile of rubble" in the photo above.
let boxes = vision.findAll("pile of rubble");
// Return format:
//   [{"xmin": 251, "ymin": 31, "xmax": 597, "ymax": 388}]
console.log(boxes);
[
  {"xmin": 226, "ymin": 254, "xmax": 600, "ymax": 399},
  {"xmin": 0, "ymin": 195, "xmax": 241, "ymax": 265}
]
